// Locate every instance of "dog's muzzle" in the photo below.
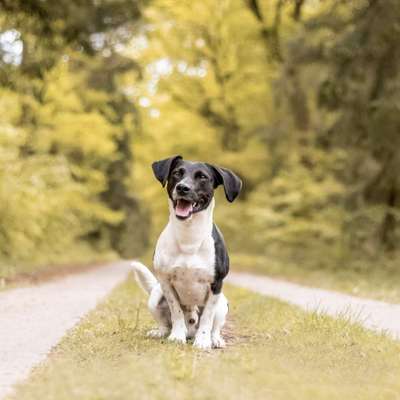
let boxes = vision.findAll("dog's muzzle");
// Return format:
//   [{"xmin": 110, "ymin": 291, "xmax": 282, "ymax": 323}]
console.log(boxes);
[{"xmin": 173, "ymin": 185, "xmax": 199, "ymax": 219}]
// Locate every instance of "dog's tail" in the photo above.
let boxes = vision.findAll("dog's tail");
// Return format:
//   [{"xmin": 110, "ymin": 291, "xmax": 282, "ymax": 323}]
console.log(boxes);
[{"xmin": 131, "ymin": 261, "xmax": 158, "ymax": 294}]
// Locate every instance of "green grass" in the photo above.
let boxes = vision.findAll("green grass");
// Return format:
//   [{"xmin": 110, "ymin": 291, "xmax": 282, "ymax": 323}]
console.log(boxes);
[
  {"xmin": 9, "ymin": 276, "xmax": 400, "ymax": 400},
  {"xmin": 232, "ymin": 252, "xmax": 400, "ymax": 303}
]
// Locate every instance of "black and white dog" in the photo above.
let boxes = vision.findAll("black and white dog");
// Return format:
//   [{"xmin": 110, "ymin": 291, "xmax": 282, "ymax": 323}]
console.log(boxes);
[{"xmin": 132, "ymin": 155, "xmax": 242, "ymax": 350}]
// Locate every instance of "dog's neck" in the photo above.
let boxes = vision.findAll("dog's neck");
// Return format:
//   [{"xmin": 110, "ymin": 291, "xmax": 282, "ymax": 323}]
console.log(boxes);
[{"xmin": 168, "ymin": 198, "xmax": 215, "ymax": 254}]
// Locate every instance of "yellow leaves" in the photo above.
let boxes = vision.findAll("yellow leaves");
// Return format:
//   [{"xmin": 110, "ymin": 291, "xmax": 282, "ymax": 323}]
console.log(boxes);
[
  {"xmin": 71, "ymin": 195, "xmax": 124, "ymax": 225},
  {"xmin": 34, "ymin": 111, "xmax": 118, "ymax": 159},
  {"xmin": 33, "ymin": 60, "xmax": 120, "ymax": 159},
  {"xmin": 239, "ymin": 143, "xmax": 347, "ymax": 248},
  {"xmin": 0, "ymin": 152, "xmax": 122, "ymax": 264},
  {"xmin": 133, "ymin": 0, "xmax": 279, "ymax": 240},
  {"xmin": 0, "ymin": 89, "xmax": 27, "ymax": 155},
  {"xmin": 47, "ymin": 112, "xmax": 118, "ymax": 158},
  {"xmin": 43, "ymin": 63, "xmax": 83, "ymax": 112},
  {"xmin": 70, "ymin": 166, "xmax": 108, "ymax": 193},
  {"xmin": 0, "ymin": 156, "xmax": 77, "ymax": 259},
  {"xmin": 0, "ymin": 88, "xmax": 24, "ymax": 123},
  {"xmin": 0, "ymin": 50, "xmax": 133, "ymax": 265}
]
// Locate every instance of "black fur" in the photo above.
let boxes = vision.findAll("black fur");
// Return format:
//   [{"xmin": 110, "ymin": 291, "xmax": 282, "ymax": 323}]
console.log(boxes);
[
  {"xmin": 206, "ymin": 163, "xmax": 242, "ymax": 202},
  {"xmin": 152, "ymin": 155, "xmax": 182, "ymax": 187},
  {"xmin": 167, "ymin": 160, "xmax": 216, "ymax": 216},
  {"xmin": 211, "ymin": 224, "xmax": 229, "ymax": 294}
]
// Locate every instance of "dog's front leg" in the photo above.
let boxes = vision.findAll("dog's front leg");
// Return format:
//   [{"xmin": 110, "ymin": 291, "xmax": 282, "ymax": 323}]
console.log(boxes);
[
  {"xmin": 159, "ymin": 278, "xmax": 187, "ymax": 344},
  {"xmin": 193, "ymin": 292, "xmax": 219, "ymax": 350}
]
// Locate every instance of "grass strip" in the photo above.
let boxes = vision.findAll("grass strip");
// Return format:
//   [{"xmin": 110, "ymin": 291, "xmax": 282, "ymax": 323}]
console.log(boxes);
[{"xmin": 10, "ymin": 276, "xmax": 400, "ymax": 400}]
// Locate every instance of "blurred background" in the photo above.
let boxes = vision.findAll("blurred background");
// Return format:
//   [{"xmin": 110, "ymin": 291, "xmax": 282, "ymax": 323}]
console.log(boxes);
[{"xmin": 0, "ymin": 0, "xmax": 399, "ymax": 294}]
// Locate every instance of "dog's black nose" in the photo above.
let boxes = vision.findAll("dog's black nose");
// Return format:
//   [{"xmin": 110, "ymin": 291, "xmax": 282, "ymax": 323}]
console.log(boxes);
[
  {"xmin": 176, "ymin": 183, "xmax": 190, "ymax": 195},
  {"xmin": 188, "ymin": 318, "xmax": 196, "ymax": 325}
]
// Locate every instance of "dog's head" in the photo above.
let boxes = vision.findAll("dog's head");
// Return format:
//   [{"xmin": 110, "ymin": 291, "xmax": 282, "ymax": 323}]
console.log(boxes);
[{"xmin": 152, "ymin": 155, "xmax": 242, "ymax": 220}]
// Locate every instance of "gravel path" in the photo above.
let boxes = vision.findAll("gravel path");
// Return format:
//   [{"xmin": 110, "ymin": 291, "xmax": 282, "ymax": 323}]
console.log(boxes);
[
  {"xmin": 0, "ymin": 262, "xmax": 131, "ymax": 399},
  {"xmin": 228, "ymin": 272, "xmax": 400, "ymax": 339}
]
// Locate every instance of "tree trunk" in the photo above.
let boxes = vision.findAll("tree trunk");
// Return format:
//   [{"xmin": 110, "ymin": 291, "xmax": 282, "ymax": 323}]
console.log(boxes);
[{"xmin": 380, "ymin": 183, "xmax": 397, "ymax": 251}]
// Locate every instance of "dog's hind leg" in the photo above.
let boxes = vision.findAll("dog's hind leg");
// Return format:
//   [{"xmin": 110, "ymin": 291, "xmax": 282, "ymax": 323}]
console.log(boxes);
[
  {"xmin": 211, "ymin": 294, "xmax": 228, "ymax": 348},
  {"xmin": 147, "ymin": 284, "xmax": 171, "ymax": 338}
]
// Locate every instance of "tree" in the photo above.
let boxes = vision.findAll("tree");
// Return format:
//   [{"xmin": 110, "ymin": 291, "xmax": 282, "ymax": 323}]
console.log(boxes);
[
  {"xmin": 0, "ymin": 0, "xmax": 148, "ymax": 274},
  {"xmin": 291, "ymin": 0, "xmax": 400, "ymax": 251}
]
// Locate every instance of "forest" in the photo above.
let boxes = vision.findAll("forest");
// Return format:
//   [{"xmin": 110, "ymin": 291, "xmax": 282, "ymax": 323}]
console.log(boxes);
[{"xmin": 0, "ymin": 0, "xmax": 399, "ymax": 285}]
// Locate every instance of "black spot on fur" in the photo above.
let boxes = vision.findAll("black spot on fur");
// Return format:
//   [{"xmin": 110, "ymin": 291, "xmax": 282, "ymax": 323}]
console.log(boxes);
[
  {"xmin": 157, "ymin": 296, "xmax": 168, "ymax": 308},
  {"xmin": 211, "ymin": 224, "xmax": 229, "ymax": 294}
]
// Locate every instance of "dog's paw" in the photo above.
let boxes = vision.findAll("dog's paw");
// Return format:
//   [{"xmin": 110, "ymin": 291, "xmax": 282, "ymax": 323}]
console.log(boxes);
[
  {"xmin": 147, "ymin": 327, "xmax": 169, "ymax": 338},
  {"xmin": 211, "ymin": 334, "xmax": 226, "ymax": 349},
  {"xmin": 168, "ymin": 329, "xmax": 187, "ymax": 344},
  {"xmin": 193, "ymin": 333, "xmax": 212, "ymax": 350}
]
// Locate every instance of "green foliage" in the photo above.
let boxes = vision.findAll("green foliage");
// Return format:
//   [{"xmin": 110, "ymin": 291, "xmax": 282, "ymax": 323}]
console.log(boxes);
[
  {"xmin": 1, "ymin": 0, "xmax": 399, "ymax": 277},
  {"xmin": 0, "ymin": 76, "xmax": 122, "ymax": 276},
  {"xmin": 288, "ymin": 0, "xmax": 400, "ymax": 252},
  {"xmin": 0, "ymin": 1, "xmax": 148, "ymax": 277},
  {"xmin": 133, "ymin": 0, "xmax": 400, "ymax": 269},
  {"xmin": 241, "ymin": 144, "xmax": 346, "ymax": 247}
]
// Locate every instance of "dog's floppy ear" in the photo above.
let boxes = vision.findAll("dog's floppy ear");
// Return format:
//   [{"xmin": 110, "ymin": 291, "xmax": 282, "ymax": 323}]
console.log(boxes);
[
  {"xmin": 207, "ymin": 164, "xmax": 242, "ymax": 202},
  {"xmin": 152, "ymin": 155, "xmax": 182, "ymax": 187}
]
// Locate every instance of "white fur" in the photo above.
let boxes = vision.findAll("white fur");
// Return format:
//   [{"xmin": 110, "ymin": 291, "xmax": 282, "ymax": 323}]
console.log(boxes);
[
  {"xmin": 151, "ymin": 197, "xmax": 228, "ymax": 349},
  {"xmin": 132, "ymin": 262, "xmax": 200, "ymax": 339},
  {"xmin": 131, "ymin": 261, "xmax": 157, "ymax": 293}
]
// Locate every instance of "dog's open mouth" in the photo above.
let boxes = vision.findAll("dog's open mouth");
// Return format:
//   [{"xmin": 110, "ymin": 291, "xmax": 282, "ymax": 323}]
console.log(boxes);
[{"xmin": 174, "ymin": 199, "xmax": 200, "ymax": 219}]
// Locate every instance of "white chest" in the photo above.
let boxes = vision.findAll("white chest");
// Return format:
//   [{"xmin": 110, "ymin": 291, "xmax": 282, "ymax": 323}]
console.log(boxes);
[
  {"xmin": 168, "ymin": 266, "xmax": 214, "ymax": 306},
  {"xmin": 153, "ymin": 219, "xmax": 216, "ymax": 307}
]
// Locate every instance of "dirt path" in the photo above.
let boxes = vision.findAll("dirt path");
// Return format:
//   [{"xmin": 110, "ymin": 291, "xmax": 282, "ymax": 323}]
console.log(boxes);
[
  {"xmin": 228, "ymin": 272, "xmax": 400, "ymax": 339},
  {"xmin": 0, "ymin": 262, "xmax": 131, "ymax": 399}
]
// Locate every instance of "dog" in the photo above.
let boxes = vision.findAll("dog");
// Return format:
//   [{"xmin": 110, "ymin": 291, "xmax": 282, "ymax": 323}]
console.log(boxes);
[{"xmin": 132, "ymin": 155, "xmax": 242, "ymax": 349}]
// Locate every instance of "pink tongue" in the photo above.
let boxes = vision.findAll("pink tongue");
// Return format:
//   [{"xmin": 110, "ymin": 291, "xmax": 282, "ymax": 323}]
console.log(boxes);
[{"xmin": 175, "ymin": 200, "xmax": 193, "ymax": 217}]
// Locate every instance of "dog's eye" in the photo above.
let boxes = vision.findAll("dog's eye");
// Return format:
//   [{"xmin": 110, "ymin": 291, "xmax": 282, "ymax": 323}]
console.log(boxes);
[
  {"xmin": 196, "ymin": 172, "xmax": 208, "ymax": 180},
  {"xmin": 173, "ymin": 169, "xmax": 183, "ymax": 177}
]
